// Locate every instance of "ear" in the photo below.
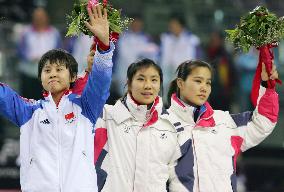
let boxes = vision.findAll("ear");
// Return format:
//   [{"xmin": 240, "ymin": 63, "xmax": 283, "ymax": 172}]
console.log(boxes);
[
  {"xmin": 127, "ymin": 79, "xmax": 131, "ymax": 92},
  {"xmin": 176, "ymin": 78, "xmax": 184, "ymax": 90}
]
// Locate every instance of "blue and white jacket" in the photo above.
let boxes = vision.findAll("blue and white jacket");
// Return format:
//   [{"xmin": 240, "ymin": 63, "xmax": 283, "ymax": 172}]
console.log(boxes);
[{"xmin": 0, "ymin": 43, "xmax": 114, "ymax": 192}]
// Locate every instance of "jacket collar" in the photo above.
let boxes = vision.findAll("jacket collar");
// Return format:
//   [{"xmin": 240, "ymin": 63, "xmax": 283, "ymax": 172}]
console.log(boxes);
[
  {"xmin": 43, "ymin": 90, "xmax": 72, "ymax": 108},
  {"xmin": 111, "ymin": 94, "xmax": 163, "ymax": 127},
  {"xmin": 169, "ymin": 93, "xmax": 215, "ymax": 127}
]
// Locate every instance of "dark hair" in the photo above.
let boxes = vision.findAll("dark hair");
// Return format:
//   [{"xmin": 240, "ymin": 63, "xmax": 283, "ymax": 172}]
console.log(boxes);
[
  {"xmin": 170, "ymin": 13, "xmax": 186, "ymax": 27},
  {"xmin": 125, "ymin": 58, "xmax": 163, "ymax": 95},
  {"xmin": 167, "ymin": 60, "xmax": 214, "ymax": 104},
  {"xmin": 38, "ymin": 49, "xmax": 78, "ymax": 88}
]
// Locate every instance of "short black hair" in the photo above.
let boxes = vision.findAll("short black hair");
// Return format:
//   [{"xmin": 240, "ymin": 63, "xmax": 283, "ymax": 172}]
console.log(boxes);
[
  {"xmin": 170, "ymin": 13, "xmax": 186, "ymax": 27},
  {"xmin": 127, "ymin": 58, "xmax": 163, "ymax": 85},
  {"xmin": 126, "ymin": 58, "xmax": 163, "ymax": 95},
  {"xmin": 38, "ymin": 49, "xmax": 78, "ymax": 83}
]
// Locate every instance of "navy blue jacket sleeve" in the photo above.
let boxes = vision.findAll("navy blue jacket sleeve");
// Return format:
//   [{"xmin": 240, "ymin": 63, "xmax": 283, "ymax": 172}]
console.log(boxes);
[{"xmin": 0, "ymin": 83, "xmax": 40, "ymax": 127}]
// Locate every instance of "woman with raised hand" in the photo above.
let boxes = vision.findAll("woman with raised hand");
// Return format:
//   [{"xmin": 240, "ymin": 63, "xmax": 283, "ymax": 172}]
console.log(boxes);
[
  {"xmin": 0, "ymin": 4, "xmax": 114, "ymax": 192},
  {"xmin": 166, "ymin": 60, "xmax": 279, "ymax": 191}
]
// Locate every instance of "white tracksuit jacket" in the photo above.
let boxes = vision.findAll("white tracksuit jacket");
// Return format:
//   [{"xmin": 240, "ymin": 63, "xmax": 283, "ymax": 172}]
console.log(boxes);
[
  {"xmin": 167, "ymin": 86, "xmax": 279, "ymax": 192},
  {"xmin": 94, "ymin": 94, "xmax": 181, "ymax": 192},
  {"xmin": 0, "ymin": 44, "xmax": 114, "ymax": 192}
]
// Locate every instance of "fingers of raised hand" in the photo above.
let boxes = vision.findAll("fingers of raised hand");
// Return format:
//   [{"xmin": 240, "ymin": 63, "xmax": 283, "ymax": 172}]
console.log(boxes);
[
  {"xmin": 96, "ymin": 4, "xmax": 103, "ymax": 18},
  {"xmin": 87, "ymin": 7, "xmax": 95, "ymax": 24},
  {"xmin": 270, "ymin": 69, "xmax": 278, "ymax": 80},
  {"xmin": 103, "ymin": 8, "xmax": 107, "ymax": 19},
  {"xmin": 262, "ymin": 63, "xmax": 266, "ymax": 72},
  {"xmin": 89, "ymin": 50, "xmax": 95, "ymax": 57},
  {"xmin": 84, "ymin": 21, "xmax": 92, "ymax": 30},
  {"xmin": 269, "ymin": 62, "xmax": 278, "ymax": 80},
  {"xmin": 261, "ymin": 63, "xmax": 269, "ymax": 81}
]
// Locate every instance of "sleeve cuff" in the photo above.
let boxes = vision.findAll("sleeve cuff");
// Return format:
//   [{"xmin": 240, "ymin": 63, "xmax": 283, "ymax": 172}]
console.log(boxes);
[{"xmin": 96, "ymin": 41, "xmax": 114, "ymax": 54}]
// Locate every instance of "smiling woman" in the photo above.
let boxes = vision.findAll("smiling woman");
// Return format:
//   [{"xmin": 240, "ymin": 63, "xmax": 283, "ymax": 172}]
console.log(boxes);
[
  {"xmin": 81, "ymin": 58, "xmax": 182, "ymax": 191},
  {"xmin": 126, "ymin": 59, "xmax": 162, "ymax": 105},
  {"xmin": 0, "ymin": 4, "xmax": 115, "ymax": 191},
  {"xmin": 38, "ymin": 50, "xmax": 77, "ymax": 104},
  {"xmin": 92, "ymin": 59, "xmax": 182, "ymax": 192}
]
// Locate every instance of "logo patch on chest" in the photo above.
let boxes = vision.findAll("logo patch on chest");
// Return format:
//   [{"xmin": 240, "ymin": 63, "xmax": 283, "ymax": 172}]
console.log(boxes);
[
  {"xmin": 160, "ymin": 133, "xmax": 167, "ymax": 139},
  {"xmin": 64, "ymin": 112, "xmax": 76, "ymax": 124},
  {"xmin": 40, "ymin": 118, "xmax": 50, "ymax": 124}
]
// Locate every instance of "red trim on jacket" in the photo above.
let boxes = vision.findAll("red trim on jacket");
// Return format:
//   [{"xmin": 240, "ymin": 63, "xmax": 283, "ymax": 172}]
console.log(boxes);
[
  {"xmin": 196, "ymin": 102, "xmax": 215, "ymax": 127},
  {"xmin": 73, "ymin": 73, "xmax": 89, "ymax": 95},
  {"xmin": 94, "ymin": 128, "xmax": 108, "ymax": 164},
  {"xmin": 231, "ymin": 136, "xmax": 244, "ymax": 171},
  {"xmin": 258, "ymin": 88, "xmax": 279, "ymax": 123},
  {"xmin": 143, "ymin": 97, "xmax": 160, "ymax": 128},
  {"xmin": 172, "ymin": 93, "xmax": 186, "ymax": 108}
]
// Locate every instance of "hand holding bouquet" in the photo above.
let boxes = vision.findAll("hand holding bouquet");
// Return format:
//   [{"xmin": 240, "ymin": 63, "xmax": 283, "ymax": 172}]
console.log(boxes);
[
  {"xmin": 226, "ymin": 6, "xmax": 283, "ymax": 106},
  {"xmin": 66, "ymin": 0, "xmax": 132, "ymax": 49}
]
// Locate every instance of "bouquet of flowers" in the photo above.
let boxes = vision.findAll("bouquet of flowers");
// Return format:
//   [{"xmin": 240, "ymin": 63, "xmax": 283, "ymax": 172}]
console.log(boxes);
[
  {"xmin": 226, "ymin": 6, "xmax": 283, "ymax": 106},
  {"xmin": 66, "ymin": 0, "xmax": 132, "ymax": 45}
]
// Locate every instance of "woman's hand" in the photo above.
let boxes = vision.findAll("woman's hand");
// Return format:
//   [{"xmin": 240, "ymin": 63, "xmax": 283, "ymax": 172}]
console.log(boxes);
[
  {"xmin": 85, "ymin": 4, "xmax": 109, "ymax": 46},
  {"xmin": 261, "ymin": 62, "xmax": 279, "ymax": 81}
]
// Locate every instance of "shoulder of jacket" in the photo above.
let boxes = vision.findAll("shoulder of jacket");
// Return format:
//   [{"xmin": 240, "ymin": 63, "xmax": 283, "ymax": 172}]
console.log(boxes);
[
  {"xmin": 161, "ymin": 109, "xmax": 189, "ymax": 132},
  {"xmin": 155, "ymin": 116, "xmax": 177, "ymax": 132},
  {"xmin": 101, "ymin": 104, "xmax": 114, "ymax": 118},
  {"xmin": 213, "ymin": 110, "xmax": 236, "ymax": 128}
]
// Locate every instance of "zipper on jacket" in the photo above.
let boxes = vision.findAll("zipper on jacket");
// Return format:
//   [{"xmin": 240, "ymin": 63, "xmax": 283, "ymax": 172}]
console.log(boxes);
[
  {"xmin": 191, "ymin": 131, "xmax": 200, "ymax": 191},
  {"xmin": 193, "ymin": 114, "xmax": 213, "ymax": 191},
  {"xmin": 56, "ymin": 108, "xmax": 63, "ymax": 191},
  {"xmin": 133, "ymin": 132, "xmax": 138, "ymax": 191},
  {"xmin": 193, "ymin": 119, "xmax": 203, "ymax": 191},
  {"xmin": 132, "ymin": 125, "xmax": 142, "ymax": 191}
]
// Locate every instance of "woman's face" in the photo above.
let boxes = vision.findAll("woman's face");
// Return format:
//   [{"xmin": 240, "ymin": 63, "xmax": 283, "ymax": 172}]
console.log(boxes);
[
  {"xmin": 178, "ymin": 67, "xmax": 212, "ymax": 107},
  {"xmin": 128, "ymin": 66, "xmax": 161, "ymax": 105}
]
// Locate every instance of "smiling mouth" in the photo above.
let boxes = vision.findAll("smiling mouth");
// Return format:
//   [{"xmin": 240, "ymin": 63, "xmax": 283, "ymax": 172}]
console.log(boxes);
[
  {"xmin": 48, "ymin": 80, "xmax": 58, "ymax": 84},
  {"xmin": 198, "ymin": 95, "xmax": 206, "ymax": 99},
  {"xmin": 141, "ymin": 93, "xmax": 153, "ymax": 96}
]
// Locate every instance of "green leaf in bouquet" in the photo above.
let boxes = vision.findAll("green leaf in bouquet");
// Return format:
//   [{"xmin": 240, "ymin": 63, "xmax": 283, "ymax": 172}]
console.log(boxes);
[
  {"xmin": 66, "ymin": 22, "xmax": 77, "ymax": 37},
  {"xmin": 109, "ymin": 22, "xmax": 122, "ymax": 33},
  {"xmin": 66, "ymin": 1, "xmax": 132, "ymax": 37},
  {"xmin": 226, "ymin": 6, "xmax": 284, "ymax": 52}
]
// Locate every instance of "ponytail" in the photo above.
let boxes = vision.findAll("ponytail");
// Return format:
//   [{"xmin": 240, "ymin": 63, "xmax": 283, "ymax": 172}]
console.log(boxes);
[
  {"xmin": 166, "ymin": 60, "xmax": 214, "ymax": 106},
  {"xmin": 167, "ymin": 78, "xmax": 178, "ymax": 105}
]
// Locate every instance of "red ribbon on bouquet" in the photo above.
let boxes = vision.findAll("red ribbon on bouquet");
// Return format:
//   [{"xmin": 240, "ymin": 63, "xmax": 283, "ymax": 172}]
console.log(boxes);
[{"xmin": 250, "ymin": 43, "xmax": 282, "ymax": 107}]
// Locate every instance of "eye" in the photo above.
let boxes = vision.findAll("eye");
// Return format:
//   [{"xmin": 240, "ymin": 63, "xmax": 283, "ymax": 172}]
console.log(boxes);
[
  {"xmin": 44, "ymin": 69, "xmax": 50, "ymax": 73},
  {"xmin": 207, "ymin": 81, "xmax": 211, "ymax": 85},
  {"xmin": 194, "ymin": 80, "xmax": 201, "ymax": 83},
  {"xmin": 152, "ymin": 79, "xmax": 158, "ymax": 82},
  {"xmin": 57, "ymin": 68, "xmax": 63, "ymax": 72},
  {"xmin": 137, "ymin": 77, "xmax": 144, "ymax": 81}
]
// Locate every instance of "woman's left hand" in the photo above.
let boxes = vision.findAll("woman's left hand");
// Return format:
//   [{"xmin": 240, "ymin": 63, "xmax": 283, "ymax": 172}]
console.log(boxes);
[
  {"xmin": 261, "ymin": 62, "xmax": 279, "ymax": 81},
  {"xmin": 84, "ymin": 4, "xmax": 109, "ymax": 46}
]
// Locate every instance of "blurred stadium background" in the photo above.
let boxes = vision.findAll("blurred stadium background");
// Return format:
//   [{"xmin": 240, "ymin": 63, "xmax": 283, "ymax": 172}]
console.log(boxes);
[{"xmin": 0, "ymin": 0, "xmax": 283, "ymax": 191}]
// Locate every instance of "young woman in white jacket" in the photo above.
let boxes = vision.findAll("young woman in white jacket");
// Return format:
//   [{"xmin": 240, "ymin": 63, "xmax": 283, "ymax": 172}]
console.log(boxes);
[
  {"xmin": 94, "ymin": 59, "xmax": 181, "ymax": 192},
  {"xmin": 166, "ymin": 60, "xmax": 279, "ymax": 192}
]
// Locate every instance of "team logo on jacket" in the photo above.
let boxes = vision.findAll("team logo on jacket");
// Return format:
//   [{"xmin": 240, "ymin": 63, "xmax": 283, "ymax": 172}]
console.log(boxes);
[
  {"xmin": 65, "ymin": 112, "xmax": 76, "ymax": 124},
  {"xmin": 40, "ymin": 118, "xmax": 50, "ymax": 124},
  {"xmin": 160, "ymin": 133, "xmax": 167, "ymax": 139}
]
